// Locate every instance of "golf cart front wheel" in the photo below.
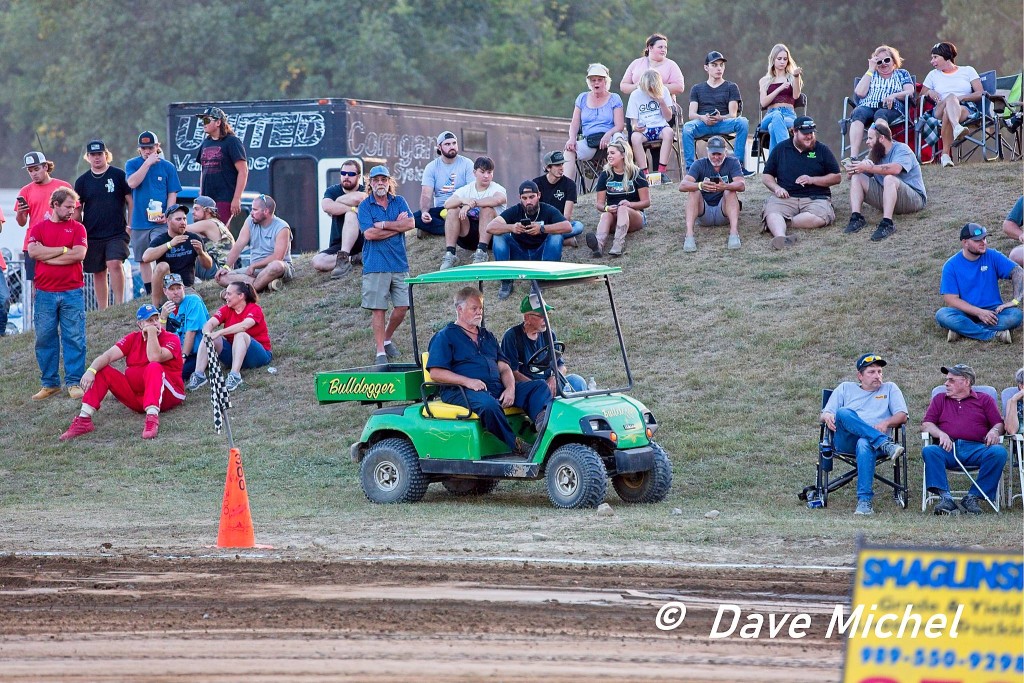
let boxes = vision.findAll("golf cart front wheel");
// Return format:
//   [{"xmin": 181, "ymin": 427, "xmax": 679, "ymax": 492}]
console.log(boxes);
[
  {"xmin": 545, "ymin": 443, "xmax": 607, "ymax": 509},
  {"xmin": 612, "ymin": 441, "xmax": 673, "ymax": 504},
  {"xmin": 360, "ymin": 437, "xmax": 428, "ymax": 504}
]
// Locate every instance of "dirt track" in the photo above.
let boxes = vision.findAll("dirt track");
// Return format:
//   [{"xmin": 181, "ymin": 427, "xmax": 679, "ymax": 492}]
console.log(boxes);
[{"xmin": 0, "ymin": 555, "xmax": 849, "ymax": 681}]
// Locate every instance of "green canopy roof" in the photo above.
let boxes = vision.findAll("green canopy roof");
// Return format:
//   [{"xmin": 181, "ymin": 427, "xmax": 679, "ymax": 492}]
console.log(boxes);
[{"xmin": 406, "ymin": 261, "xmax": 621, "ymax": 284}]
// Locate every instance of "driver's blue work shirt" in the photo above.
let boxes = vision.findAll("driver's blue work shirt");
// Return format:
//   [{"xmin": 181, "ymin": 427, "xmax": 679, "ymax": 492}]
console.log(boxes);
[{"xmin": 427, "ymin": 323, "xmax": 509, "ymax": 396}]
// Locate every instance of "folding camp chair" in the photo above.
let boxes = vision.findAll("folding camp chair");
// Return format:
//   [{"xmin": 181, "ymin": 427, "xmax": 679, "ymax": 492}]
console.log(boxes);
[
  {"xmin": 839, "ymin": 77, "xmax": 917, "ymax": 160},
  {"xmin": 634, "ymin": 103, "xmax": 684, "ymax": 181},
  {"xmin": 754, "ymin": 94, "xmax": 807, "ymax": 172},
  {"xmin": 1001, "ymin": 386, "xmax": 1024, "ymax": 508},
  {"xmin": 798, "ymin": 389, "xmax": 909, "ymax": 509},
  {"xmin": 920, "ymin": 385, "xmax": 1005, "ymax": 512},
  {"xmin": 995, "ymin": 73, "xmax": 1022, "ymax": 161},
  {"xmin": 954, "ymin": 70, "xmax": 1004, "ymax": 163},
  {"xmin": 574, "ymin": 148, "xmax": 608, "ymax": 196}
]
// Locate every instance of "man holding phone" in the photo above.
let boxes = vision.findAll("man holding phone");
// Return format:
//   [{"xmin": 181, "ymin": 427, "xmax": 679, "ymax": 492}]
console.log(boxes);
[
  {"xmin": 678, "ymin": 136, "xmax": 746, "ymax": 252},
  {"xmin": 486, "ymin": 180, "xmax": 572, "ymax": 301},
  {"xmin": 682, "ymin": 51, "xmax": 752, "ymax": 175}
]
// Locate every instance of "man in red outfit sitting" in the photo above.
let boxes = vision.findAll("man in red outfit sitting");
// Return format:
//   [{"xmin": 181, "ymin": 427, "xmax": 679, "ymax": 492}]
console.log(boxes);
[{"xmin": 60, "ymin": 304, "xmax": 185, "ymax": 441}]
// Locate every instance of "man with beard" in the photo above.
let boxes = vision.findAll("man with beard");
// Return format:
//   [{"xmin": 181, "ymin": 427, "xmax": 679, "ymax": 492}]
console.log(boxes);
[
  {"xmin": 196, "ymin": 107, "xmax": 248, "ymax": 220},
  {"xmin": 820, "ymin": 353, "xmax": 908, "ymax": 515},
  {"xmin": 760, "ymin": 116, "xmax": 841, "ymax": 249},
  {"xmin": 936, "ymin": 223, "xmax": 1022, "ymax": 343},
  {"xmin": 125, "ymin": 131, "xmax": 182, "ymax": 296},
  {"xmin": 142, "ymin": 204, "xmax": 212, "ymax": 306},
  {"xmin": 215, "ymin": 194, "xmax": 292, "ymax": 293},
  {"xmin": 358, "ymin": 166, "xmax": 414, "ymax": 366},
  {"xmin": 26, "ymin": 188, "xmax": 88, "ymax": 400},
  {"xmin": 311, "ymin": 159, "xmax": 367, "ymax": 279},
  {"xmin": 414, "ymin": 131, "xmax": 474, "ymax": 239},
  {"xmin": 485, "ymin": 180, "xmax": 571, "ymax": 301},
  {"xmin": 533, "ymin": 150, "xmax": 584, "ymax": 248},
  {"xmin": 844, "ymin": 122, "xmax": 926, "ymax": 242},
  {"xmin": 74, "ymin": 140, "xmax": 132, "ymax": 309}
]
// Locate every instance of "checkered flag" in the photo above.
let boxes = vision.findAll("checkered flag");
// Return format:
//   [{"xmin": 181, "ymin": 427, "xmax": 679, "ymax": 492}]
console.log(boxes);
[{"xmin": 202, "ymin": 334, "xmax": 232, "ymax": 434}]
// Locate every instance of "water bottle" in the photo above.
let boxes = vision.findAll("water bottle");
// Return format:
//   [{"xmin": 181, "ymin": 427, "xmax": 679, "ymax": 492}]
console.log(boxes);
[{"xmin": 587, "ymin": 377, "xmax": 597, "ymax": 391}]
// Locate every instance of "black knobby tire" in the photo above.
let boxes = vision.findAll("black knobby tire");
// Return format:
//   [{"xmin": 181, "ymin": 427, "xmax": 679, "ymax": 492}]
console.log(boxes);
[
  {"xmin": 360, "ymin": 437, "xmax": 428, "ymax": 504},
  {"xmin": 612, "ymin": 441, "xmax": 673, "ymax": 504},
  {"xmin": 545, "ymin": 443, "xmax": 608, "ymax": 509},
  {"xmin": 441, "ymin": 477, "xmax": 500, "ymax": 496}
]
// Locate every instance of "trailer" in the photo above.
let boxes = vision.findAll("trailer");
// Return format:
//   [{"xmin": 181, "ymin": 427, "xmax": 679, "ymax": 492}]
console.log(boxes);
[{"xmin": 167, "ymin": 99, "xmax": 569, "ymax": 253}]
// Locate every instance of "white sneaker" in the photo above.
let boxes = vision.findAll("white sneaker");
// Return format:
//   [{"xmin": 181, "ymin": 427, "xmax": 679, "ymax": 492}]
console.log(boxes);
[
  {"xmin": 440, "ymin": 251, "xmax": 458, "ymax": 270},
  {"xmin": 471, "ymin": 248, "xmax": 488, "ymax": 264},
  {"xmin": 940, "ymin": 153, "xmax": 954, "ymax": 168},
  {"xmin": 952, "ymin": 123, "xmax": 968, "ymax": 142},
  {"xmin": 683, "ymin": 235, "xmax": 697, "ymax": 252},
  {"xmin": 946, "ymin": 329, "xmax": 961, "ymax": 342},
  {"xmin": 996, "ymin": 330, "xmax": 1012, "ymax": 344},
  {"xmin": 727, "ymin": 234, "xmax": 741, "ymax": 250}
]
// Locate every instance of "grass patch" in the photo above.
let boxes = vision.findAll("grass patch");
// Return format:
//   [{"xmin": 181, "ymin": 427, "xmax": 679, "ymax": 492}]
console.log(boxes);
[{"xmin": 0, "ymin": 161, "xmax": 1021, "ymax": 564}]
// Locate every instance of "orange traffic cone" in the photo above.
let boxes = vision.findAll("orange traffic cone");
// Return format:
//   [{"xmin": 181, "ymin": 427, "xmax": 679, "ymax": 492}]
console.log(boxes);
[{"xmin": 217, "ymin": 447, "xmax": 255, "ymax": 548}]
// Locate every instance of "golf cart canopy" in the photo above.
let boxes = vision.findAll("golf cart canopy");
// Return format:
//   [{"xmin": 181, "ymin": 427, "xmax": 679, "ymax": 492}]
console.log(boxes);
[{"xmin": 406, "ymin": 262, "xmax": 622, "ymax": 284}]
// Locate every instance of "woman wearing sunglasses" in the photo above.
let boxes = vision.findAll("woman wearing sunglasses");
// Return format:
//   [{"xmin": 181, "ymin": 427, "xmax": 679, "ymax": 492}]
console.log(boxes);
[
  {"xmin": 847, "ymin": 45, "xmax": 915, "ymax": 158},
  {"xmin": 196, "ymin": 106, "xmax": 248, "ymax": 220}
]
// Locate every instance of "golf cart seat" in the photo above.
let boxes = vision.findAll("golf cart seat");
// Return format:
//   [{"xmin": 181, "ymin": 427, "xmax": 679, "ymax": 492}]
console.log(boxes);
[{"xmin": 420, "ymin": 353, "xmax": 524, "ymax": 420}]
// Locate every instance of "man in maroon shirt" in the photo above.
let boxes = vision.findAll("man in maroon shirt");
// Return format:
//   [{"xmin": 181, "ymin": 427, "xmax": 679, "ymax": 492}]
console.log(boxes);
[
  {"xmin": 921, "ymin": 364, "xmax": 1007, "ymax": 515},
  {"xmin": 60, "ymin": 304, "xmax": 185, "ymax": 441}
]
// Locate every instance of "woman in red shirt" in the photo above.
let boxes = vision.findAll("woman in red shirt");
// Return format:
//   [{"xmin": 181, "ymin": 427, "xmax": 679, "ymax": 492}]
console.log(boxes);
[{"xmin": 186, "ymin": 282, "xmax": 271, "ymax": 392}]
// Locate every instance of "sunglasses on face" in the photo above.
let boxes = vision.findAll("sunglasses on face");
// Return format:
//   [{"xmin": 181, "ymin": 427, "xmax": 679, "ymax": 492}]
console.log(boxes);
[
  {"xmin": 201, "ymin": 116, "xmax": 217, "ymax": 124},
  {"xmin": 875, "ymin": 57, "xmax": 893, "ymax": 66},
  {"xmin": 339, "ymin": 170, "xmax": 359, "ymax": 177}
]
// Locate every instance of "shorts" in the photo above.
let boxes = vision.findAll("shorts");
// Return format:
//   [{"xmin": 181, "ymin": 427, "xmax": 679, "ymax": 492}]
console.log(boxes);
[
  {"xmin": 850, "ymin": 105, "xmax": 906, "ymax": 126},
  {"xmin": 414, "ymin": 208, "xmax": 446, "ymax": 236},
  {"xmin": 455, "ymin": 220, "xmax": 481, "ymax": 251},
  {"xmin": 761, "ymin": 195, "xmax": 835, "ymax": 229},
  {"xmin": 218, "ymin": 338, "xmax": 272, "ymax": 370},
  {"xmin": 361, "ymin": 271, "xmax": 410, "ymax": 310},
  {"xmin": 246, "ymin": 262, "xmax": 295, "ymax": 281},
  {"xmin": 864, "ymin": 178, "xmax": 926, "ymax": 215},
  {"xmin": 195, "ymin": 261, "xmax": 219, "ymax": 281},
  {"xmin": 574, "ymin": 140, "xmax": 601, "ymax": 161},
  {"xmin": 696, "ymin": 201, "xmax": 729, "ymax": 227},
  {"xmin": 642, "ymin": 127, "xmax": 666, "ymax": 141},
  {"xmin": 83, "ymin": 235, "xmax": 131, "ymax": 274},
  {"xmin": 130, "ymin": 226, "xmax": 167, "ymax": 262}
]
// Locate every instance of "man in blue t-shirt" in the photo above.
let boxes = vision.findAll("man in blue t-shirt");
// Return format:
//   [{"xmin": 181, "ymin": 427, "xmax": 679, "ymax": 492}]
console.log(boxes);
[
  {"xmin": 159, "ymin": 273, "xmax": 209, "ymax": 380},
  {"xmin": 357, "ymin": 166, "xmax": 414, "ymax": 366},
  {"xmin": 414, "ymin": 131, "xmax": 475, "ymax": 237},
  {"xmin": 678, "ymin": 136, "xmax": 746, "ymax": 252},
  {"xmin": 125, "ymin": 131, "xmax": 182, "ymax": 296},
  {"xmin": 820, "ymin": 353, "xmax": 908, "ymax": 515},
  {"xmin": 1003, "ymin": 194, "xmax": 1023, "ymax": 266},
  {"xmin": 485, "ymin": 180, "xmax": 571, "ymax": 301},
  {"xmin": 937, "ymin": 222, "xmax": 1023, "ymax": 343},
  {"xmin": 427, "ymin": 287, "xmax": 550, "ymax": 456}
]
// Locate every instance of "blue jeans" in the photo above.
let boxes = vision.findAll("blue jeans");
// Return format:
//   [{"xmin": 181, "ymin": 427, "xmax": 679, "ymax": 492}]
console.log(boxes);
[
  {"xmin": 922, "ymin": 440, "xmax": 1007, "ymax": 501},
  {"xmin": 34, "ymin": 287, "xmax": 87, "ymax": 388},
  {"xmin": 567, "ymin": 221, "xmax": 585, "ymax": 239},
  {"xmin": 682, "ymin": 117, "xmax": 750, "ymax": 169},
  {"xmin": 832, "ymin": 408, "xmax": 892, "ymax": 501},
  {"xmin": 759, "ymin": 107, "xmax": 796, "ymax": 155},
  {"xmin": 492, "ymin": 233, "xmax": 563, "ymax": 263},
  {"xmin": 563, "ymin": 373, "xmax": 587, "ymax": 392},
  {"xmin": 217, "ymin": 338, "xmax": 273, "ymax": 370},
  {"xmin": 0, "ymin": 267, "xmax": 9, "ymax": 336},
  {"xmin": 935, "ymin": 306, "xmax": 1023, "ymax": 341},
  {"xmin": 441, "ymin": 379, "xmax": 550, "ymax": 449}
]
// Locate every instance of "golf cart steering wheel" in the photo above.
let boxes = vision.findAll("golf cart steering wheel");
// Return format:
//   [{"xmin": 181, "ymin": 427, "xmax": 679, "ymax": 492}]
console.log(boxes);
[{"xmin": 526, "ymin": 341, "xmax": 566, "ymax": 383}]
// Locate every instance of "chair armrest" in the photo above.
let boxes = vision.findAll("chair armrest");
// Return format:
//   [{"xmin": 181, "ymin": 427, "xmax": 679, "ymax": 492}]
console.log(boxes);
[{"xmin": 420, "ymin": 381, "xmax": 473, "ymax": 419}]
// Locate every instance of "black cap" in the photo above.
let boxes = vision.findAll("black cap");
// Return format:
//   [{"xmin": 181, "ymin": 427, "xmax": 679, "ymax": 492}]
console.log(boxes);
[
  {"xmin": 959, "ymin": 223, "xmax": 987, "ymax": 240},
  {"xmin": 543, "ymin": 150, "xmax": 566, "ymax": 167},
  {"xmin": 705, "ymin": 51, "xmax": 727, "ymax": 65},
  {"xmin": 518, "ymin": 180, "xmax": 540, "ymax": 195},
  {"xmin": 793, "ymin": 116, "xmax": 817, "ymax": 133},
  {"xmin": 86, "ymin": 140, "xmax": 106, "ymax": 154},
  {"xmin": 138, "ymin": 131, "xmax": 159, "ymax": 146},
  {"xmin": 856, "ymin": 353, "xmax": 887, "ymax": 371},
  {"xmin": 165, "ymin": 203, "xmax": 188, "ymax": 217}
]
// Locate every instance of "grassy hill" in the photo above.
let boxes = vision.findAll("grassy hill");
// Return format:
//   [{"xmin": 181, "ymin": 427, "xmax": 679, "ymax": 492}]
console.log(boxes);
[{"xmin": 1, "ymin": 159, "xmax": 1021, "ymax": 565}]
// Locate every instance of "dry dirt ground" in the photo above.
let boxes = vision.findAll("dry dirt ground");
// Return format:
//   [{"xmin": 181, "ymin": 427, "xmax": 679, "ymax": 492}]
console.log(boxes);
[{"xmin": 0, "ymin": 554, "xmax": 850, "ymax": 682}]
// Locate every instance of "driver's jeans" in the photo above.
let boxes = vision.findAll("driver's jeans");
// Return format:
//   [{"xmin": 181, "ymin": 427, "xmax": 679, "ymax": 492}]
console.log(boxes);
[{"xmin": 441, "ymin": 379, "xmax": 550, "ymax": 449}]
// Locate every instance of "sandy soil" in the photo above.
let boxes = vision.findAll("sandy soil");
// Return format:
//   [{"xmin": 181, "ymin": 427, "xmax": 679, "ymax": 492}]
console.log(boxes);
[{"xmin": 0, "ymin": 554, "xmax": 849, "ymax": 681}]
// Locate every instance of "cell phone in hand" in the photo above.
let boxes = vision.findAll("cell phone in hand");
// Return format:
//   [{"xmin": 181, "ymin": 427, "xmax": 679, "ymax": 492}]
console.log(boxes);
[
  {"xmin": 709, "ymin": 175, "xmax": 722, "ymax": 183},
  {"xmin": 519, "ymin": 218, "xmax": 532, "ymax": 226}
]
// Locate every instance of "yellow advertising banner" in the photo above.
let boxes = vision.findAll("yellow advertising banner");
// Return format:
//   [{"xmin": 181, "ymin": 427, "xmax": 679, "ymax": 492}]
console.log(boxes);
[{"xmin": 842, "ymin": 545, "xmax": 1023, "ymax": 683}]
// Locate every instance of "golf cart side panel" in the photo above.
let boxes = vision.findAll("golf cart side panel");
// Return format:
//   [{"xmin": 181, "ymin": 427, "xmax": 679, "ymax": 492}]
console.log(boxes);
[
  {"xmin": 359, "ymin": 404, "xmax": 517, "ymax": 459},
  {"xmin": 530, "ymin": 394, "xmax": 653, "ymax": 463},
  {"xmin": 315, "ymin": 365, "xmax": 422, "ymax": 404}
]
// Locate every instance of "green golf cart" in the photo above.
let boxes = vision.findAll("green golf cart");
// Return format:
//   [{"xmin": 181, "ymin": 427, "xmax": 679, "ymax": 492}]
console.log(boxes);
[{"xmin": 315, "ymin": 262, "xmax": 671, "ymax": 509}]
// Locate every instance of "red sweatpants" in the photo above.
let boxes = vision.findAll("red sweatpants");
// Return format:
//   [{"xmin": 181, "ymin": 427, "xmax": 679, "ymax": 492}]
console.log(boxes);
[{"xmin": 84, "ymin": 363, "xmax": 183, "ymax": 413}]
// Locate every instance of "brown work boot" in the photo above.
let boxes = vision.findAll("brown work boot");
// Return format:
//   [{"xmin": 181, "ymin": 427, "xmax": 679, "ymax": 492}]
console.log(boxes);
[
  {"xmin": 512, "ymin": 437, "xmax": 532, "ymax": 458},
  {"xmin": 32, "ymin": 386, "xmax": 62, "ymax": 401}
]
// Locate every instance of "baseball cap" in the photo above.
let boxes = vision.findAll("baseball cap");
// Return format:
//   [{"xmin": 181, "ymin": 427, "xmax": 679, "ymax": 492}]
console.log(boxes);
[
  {"xmin": 196, "ymin": 106, "xmax": 226, "ymax": 121},
  {"xmin": 23, "ymin": 151, "xmax": 47, "ymax": 168},
  {"xmin": 793, "ymin": 116, "xmax": 817, "ymax": 133},
  {"xmin": 436, "ymin": 130, "xmax": 457, "ymax": 146},
  {"xmin": 138, "ymin": 131, "xmax": 159, "ymax": 146},
  {"xmin": 941, "ymin": 364, "xmax": 975, "ymax": 384},
  {"xmin": 193, "ymin": 195, "xmax": 217, "ymax": 210},
  {"xmin": 518, "ymin": 180, "xmax": 540, "ymax": 195},
  {"xmin": 163, "ymin": 273, "xmax": 184, "ymax": 288},
  {"xmin": 521, "ymin": 293, "xmax": 553, "ymax": 314},
  {"xmin": 136, "ymin": 304, "xmax": 160, "ymax": 321},
  {"xmin": 706, "ymin": 136, "xmax": 728, "ymax": 153},
  {"xmin": 705, "ymin": 51, "xmax": 727, "ymax": 65},
  {"xmin": 86, "ymin": 140, "xmax": 106, "ymax": 154},
  {"xmin": 959, "ymin": 223, "xmax": 987, "ymax": 240},
  {"xmin": 165, "ymin": 203, "xmax": 188, "ymax": 216},
  {"xmin": 856, "ymin": 353, "xmax": 887, "ymax": 371},
  {"xmin": 543, "ymin": 150, "xmax": 566, "ymax": 167},
  {"xmin": 586, "ymin": 63, "xmax": 611, "ymax": 79},
  {"xmin": 368, "ymin": 165, "xmax": 391, "ymax": 178}
]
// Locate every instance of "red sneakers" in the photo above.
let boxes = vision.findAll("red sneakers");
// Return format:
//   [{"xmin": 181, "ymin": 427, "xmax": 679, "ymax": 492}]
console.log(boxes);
[
  {"xmin": 60, "ymin": 416, "xmax": 94, "ymax": 441},
  {"xmin": 142, "ymin": 414, "xmax": 160, "ymax": 439}
]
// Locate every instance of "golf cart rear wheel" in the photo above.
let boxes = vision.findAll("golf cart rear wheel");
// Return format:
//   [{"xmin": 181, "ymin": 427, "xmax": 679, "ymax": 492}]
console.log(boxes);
[
  {"xmin": 545, "ymin": 443, "xmax": 607, "ymax": 509},
  {"xmin": 612, "ymin": 441, "xmax": 673, "ymax": 504},
  {"xmin": 441, "ymin": 477, "xmax": 500, "ymax": 496},
  {"xmin": 360, "ymin": 437, "xmax": 428, "ymax": 504}
]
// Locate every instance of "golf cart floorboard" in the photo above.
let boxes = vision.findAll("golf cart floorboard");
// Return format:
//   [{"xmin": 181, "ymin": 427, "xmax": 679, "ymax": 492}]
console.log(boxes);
[{"xmin": 420, "ymin": 456, "xmax": 541, "ymax": 479}]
